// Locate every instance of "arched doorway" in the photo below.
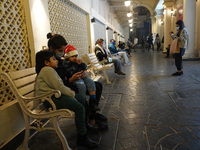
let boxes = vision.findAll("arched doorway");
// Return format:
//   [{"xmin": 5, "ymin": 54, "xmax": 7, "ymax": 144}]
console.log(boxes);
[{"xmin": 130, "ymin": 6, "xmax": 151, "ymax": 44}]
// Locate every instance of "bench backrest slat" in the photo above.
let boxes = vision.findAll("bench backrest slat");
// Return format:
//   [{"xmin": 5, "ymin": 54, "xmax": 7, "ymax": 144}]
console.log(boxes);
[
  {"xmin": 18, "ymin": 83, "xmax": 35, "ymax": 96},
  {"xmin": 13, "ymin": 74, "xmax": 37, "ymax": 88},
  {"xmin": 9, "ymin": 67, "xmax": 36, "ymax": 80}
]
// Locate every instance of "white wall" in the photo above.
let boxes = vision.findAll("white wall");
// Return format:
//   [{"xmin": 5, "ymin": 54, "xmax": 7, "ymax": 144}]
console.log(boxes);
[{"xmin": 29, "ymin": 0, "xmax": 51, "ymax": 52}]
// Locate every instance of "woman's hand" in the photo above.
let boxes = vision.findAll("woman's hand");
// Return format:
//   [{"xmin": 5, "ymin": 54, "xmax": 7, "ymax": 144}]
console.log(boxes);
[{"xmin": 69, "ymin": 71, "xmax": 83, "ymax": 83}]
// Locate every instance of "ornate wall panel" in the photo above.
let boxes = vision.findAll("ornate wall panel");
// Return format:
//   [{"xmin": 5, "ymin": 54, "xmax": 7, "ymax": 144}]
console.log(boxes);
[
  {"xmin": 94, "ymin": 19, "xmax": 106, "ymax": 47},
  {"xmin": 0, "ymin": 0, "xmax": 31, "ymax": 107},
  {"xmin": 0, "ymin": 0, "xmax": 31, "ymax": 72},
  {"xmin": 48, "ymin": 0, "xmax": 89, "ymax": 55}
]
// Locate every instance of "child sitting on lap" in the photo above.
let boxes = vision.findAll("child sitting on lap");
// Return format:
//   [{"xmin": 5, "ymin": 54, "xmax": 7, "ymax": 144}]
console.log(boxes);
[{"xmin": 63, "ymin": 45, "xmax": 100, "ymax": 112}]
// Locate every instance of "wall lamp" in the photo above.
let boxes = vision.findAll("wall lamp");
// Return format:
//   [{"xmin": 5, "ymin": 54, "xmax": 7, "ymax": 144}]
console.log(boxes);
[
  {"xmin": 114, "ymin": 31, "xmax": 117, "ymax": 34},
  {"xmin": 91, "ymin": 18, "xmax": 96, "ymax": 24},
  {"xmin": 127, "ymin": 12, "xmax": 132, "ymax": 17},
  {"xmin": 124, "ymin": 1, "xmax": 131, "ymax": 7},
  {"xmin": 128, "ymin": 19, "xmax": 133, "ymax": 23}
]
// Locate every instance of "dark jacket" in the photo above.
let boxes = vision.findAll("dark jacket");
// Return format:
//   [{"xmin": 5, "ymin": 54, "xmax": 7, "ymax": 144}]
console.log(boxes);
[
  {"xmin": 54, "ymin": 56, "xmax": 79, "ymax": 92},
  {"xmin": 62, "ymin": 61, "xmax": 87, "ymax": 79},
  {"xmin": 95, "ymin": 46, "xmax": 108, "ymax": 61}
]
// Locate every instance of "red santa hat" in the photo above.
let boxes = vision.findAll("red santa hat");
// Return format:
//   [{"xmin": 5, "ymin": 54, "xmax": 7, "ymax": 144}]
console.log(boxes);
[{"xmin": 64, "ymin": 45, "xmax": 79, "ymax": 59}]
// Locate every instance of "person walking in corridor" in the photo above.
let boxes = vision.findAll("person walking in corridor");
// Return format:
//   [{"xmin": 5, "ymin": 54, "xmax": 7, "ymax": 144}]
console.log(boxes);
[
  {"xmin": 170, "ymin": 20, "xmax": 189, "ymax": 76},
  {"xmin": 147, "ymin": 33, "xmax": 154, "ymax": 51}
]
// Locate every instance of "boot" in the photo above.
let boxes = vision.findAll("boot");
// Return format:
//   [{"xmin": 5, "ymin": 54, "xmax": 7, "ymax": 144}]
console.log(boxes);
[
  {"xmin": 89, "ymin": 98, "xmax": 100, "ymax": 112},
  {"xmin": 76, "ymin": 133, "xmax": 98, "ymax": 148}
]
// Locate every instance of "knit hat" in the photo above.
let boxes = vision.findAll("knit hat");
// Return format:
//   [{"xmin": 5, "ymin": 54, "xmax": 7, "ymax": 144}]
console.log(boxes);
[{"xmin": 64, "ymin": 45, "xmax": 78, "ymax": 59}]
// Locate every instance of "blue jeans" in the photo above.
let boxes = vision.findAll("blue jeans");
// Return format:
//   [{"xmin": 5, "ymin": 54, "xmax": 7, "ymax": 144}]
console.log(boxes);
[
  {"xmin": 111, "ymin": 58, "xmax": 122, "ymax": 72},
  {"xmin": 73, "ymin": 76, "xmax": 96, "ymax": 98}
]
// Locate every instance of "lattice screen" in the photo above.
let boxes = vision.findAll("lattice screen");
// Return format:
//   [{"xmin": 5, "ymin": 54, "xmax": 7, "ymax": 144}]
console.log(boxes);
[
  {"xmin": 48, "ymin": 0, "xmax": 89, "ymax": 55},
  {"xmin": 0, "ymin": 0, "xmax": 31, "ymax": 106}
]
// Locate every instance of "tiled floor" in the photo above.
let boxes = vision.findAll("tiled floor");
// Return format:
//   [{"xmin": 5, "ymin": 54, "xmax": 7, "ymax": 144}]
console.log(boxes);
[{"xmin": 28, "ymin": 50, "xmax": 200, "ymax": 150}]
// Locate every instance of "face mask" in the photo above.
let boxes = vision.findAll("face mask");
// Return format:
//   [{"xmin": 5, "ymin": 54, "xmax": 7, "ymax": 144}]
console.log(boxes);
[
  {"xmin": 56, "ymin": 53, "xmax": 64, "ymax": 58},
  {"xmin": 112, "ymin": 41, "xmax": 116, "ymax": 44},
  {"xmin": 176, "ymin": 26, "xmax": 180, "ymax": 31}
]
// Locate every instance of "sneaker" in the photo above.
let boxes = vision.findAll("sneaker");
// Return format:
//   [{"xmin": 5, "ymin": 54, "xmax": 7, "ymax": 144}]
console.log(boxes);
[
  {"xmin": 95, "ymin": 120, "xmax": 108, "ymax": 131},
  {"xmin": 116, "ymin": 71, "xmax": 126, "ymax": 75},
  {"xmin": 95, "ymin": 113, "xmax": 107, "ymax": 122},
  {"xmin": 125, "ymin": 62, "xmax": 132, "ymax": 66},
  {"xmin": 86, "ymin": 122, "xmax": 99, "ymax": 133},
  {"xmin": 172, "ymin": 72, "xmax": 182, "ymax": 76}
]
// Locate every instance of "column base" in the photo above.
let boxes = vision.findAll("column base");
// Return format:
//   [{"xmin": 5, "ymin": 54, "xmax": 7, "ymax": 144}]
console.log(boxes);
[{"xmin": 183, "ymin": 52, "xmax": 199, "ymax": 59}]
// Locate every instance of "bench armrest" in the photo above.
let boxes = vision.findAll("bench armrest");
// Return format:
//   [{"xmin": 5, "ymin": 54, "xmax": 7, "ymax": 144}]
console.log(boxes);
[
  {"xmin": 20, "ymin": 90, "xmax": 61, "ymax": 111},
  {"xmin": 98, "ymin": 59, "xmax": 108, "ymax": 64}
]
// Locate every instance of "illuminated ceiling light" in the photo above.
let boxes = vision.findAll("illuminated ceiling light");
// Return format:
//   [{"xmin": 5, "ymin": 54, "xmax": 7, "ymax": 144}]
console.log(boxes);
[
  {"xmin": 127, "ymin": 12, "xmax": 132, "ymax": 17},
  {"xmin": 128, "ymin": 19, "xmax": 133, "ymax": 23},
  {"xmin": 130, "ymin": 29, "xmax": 133, "ymax": 32},
  {"xmin": 129, "ymin": 23, "xmax": 133, "ymax": 27},
  {"xmin": 124, "ymin": 1, "xmax": 131, "ymax": 7}
]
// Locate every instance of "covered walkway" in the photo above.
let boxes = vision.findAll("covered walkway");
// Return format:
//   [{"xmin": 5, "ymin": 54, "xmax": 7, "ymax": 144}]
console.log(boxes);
[{"xmin": 27, "ymin": 51, "xmax": 200, "ymax": 150}]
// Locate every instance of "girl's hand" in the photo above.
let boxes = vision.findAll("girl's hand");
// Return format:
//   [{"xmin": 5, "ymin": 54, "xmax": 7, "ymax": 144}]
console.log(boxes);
[{"xmin": 69, "ymin": 71, "xmax": 83, "ymax": 82}]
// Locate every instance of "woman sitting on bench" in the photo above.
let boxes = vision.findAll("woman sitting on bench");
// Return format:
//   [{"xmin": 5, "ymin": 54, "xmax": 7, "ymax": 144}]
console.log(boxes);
[
  {"xmin": 46, "ymin": 33, "xmax": 108, "ymax": 131},
  {"xmin": 95, "ymin": 38, "xmax": 126, "ymax": 75}
]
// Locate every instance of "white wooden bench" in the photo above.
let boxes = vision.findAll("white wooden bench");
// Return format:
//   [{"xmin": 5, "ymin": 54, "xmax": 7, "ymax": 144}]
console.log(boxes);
[
  {"xmin": 0, "ymin": 68, "xmax": 73, "ymax": 150},
  {"xmin": 84, "ymin": 53, "xmax": 113, "ymax": 84}
]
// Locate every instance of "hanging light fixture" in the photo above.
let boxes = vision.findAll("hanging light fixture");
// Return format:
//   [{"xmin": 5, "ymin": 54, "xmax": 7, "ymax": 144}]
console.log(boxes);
[
  {"xmin": 127, "ymin": 12, "xmax": 132, "ymax": 17},
  {"xmin": 128, "ymin": 19, "xmax": 133, "ymax": 23},
  {"xmin": 130, "ymin": 29, "xmax": 133, "ymax": 32},
  {"xmin": 124, "ymin": 1, "xmax": 131, "ymax": 7},
  {"xmin": 129, "ymin": 23, "xmax": 133, "ymax": 27}
]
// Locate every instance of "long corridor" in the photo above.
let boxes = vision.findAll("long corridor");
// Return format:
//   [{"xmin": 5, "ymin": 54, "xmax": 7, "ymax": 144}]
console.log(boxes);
[{"xmin": 29, "ymin": 50, "xmax": 200, "ymax": 150}]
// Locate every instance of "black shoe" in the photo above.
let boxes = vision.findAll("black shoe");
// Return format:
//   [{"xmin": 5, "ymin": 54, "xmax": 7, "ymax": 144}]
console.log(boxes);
[
  {"xmin": 86, "ymin": 122, "xmax": 99, "ymax": 133},
  {"xmin": 89, "ymin": 98, "xmax": 100, "ymax": 112},
  {"xmin": 77, "ymin": 133, "xmax": 98, "ymax": 148},
  {"xmin": 95, "ymin": 113, "xmax": 107, "ymax": 122},
  {"xmin": 95, "ymin": 120, "xmax": 108, "ymax": 131},
  {"xmin": 116, "ymin": 71, "xmax": 126, "ymax": 75},
  {"xmin": 172, "ymin": 72, "xmax": 182, "ymax": 76}
]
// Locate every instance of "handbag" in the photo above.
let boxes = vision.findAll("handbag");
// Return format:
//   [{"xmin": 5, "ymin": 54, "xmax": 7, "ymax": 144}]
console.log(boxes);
[{"xmin": 170, "ymin": 38, "xmax": 180, "ymax": 54}]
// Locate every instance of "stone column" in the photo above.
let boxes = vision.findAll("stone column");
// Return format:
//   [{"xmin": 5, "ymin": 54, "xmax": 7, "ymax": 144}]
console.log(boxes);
[
  {"xmin": 183, "ymin": 0, "xmax": 197, "ymax": 58},
  {"xmin": 150, "ymin": 16, "xmax": 156, "ymax": 34},
  {"xmin": 163, "ymin": 1, "xmax": 173, "ymax": 52},
  {"xmin": 196, "ymin": 0, "xmax": 200, "ymax": 56}
]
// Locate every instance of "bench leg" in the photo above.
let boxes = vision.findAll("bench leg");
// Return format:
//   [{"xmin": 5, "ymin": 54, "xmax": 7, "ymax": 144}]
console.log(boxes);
[
  {"xmin": 102, "ymin": 69, "xmax": 111, "ymax": 84},
  {"xmin": 52, "ymin": 117, "xmax": 72, "ymax": 150},
  {"xmin": 18, "ymin": 113, "xmax": 30, "ymax": 150}
]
